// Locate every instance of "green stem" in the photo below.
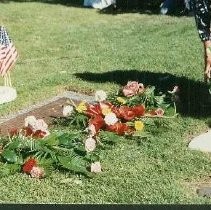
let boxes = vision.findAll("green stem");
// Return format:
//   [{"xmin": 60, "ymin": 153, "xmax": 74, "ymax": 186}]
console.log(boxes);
[
  {"xmin": 139, "ymin": 114, "xmax": 178, "ymax": 119},
  {"xmin": 52, "ymin": 146, "xmax": 72, "ymax": 152}
]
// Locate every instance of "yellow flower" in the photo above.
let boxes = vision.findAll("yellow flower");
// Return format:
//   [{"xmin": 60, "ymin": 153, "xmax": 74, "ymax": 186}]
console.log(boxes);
[
  {"xmin": 134, "ymin": 121, "xmax": 144, "ymax": 131},
  {"xmin": 102, "ymin": 107, "xmax": 112, "ymax": 116},
  {"xmin": 117, "ymin": 97, "xmax": 126, "ymax": 104},
  {"xmin": 76, "ymin": 101, "xmax": 87, "ymax": 113}
]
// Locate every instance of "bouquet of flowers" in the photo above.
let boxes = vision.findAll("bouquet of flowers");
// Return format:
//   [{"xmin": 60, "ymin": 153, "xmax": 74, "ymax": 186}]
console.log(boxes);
[
  {"xmin": 0, "ymin": 116, "xmax": 104, "ymax": 179},
  {"xmin": 62, "ymin": 81, "xmax": 178, "ymax": 137},
  {"xmin": 0, "ymin": 81, "xmax": 179, "ymax": 179}
]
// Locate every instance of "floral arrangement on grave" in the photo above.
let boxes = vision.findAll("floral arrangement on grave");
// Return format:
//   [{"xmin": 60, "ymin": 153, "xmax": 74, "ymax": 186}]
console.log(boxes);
[
  {"xmin": 0, "ymin": 116, "xmax": 101, "ymax": 179},
  {"xmin": 61, "ymin": 81, "xmax": 179, "ymax": 137},
  {"xmin": 0, "ymin": 81, "xmax": 179, "ymax": 179}
]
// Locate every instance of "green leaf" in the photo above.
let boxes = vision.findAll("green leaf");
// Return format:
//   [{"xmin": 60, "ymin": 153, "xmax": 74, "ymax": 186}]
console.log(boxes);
[
  {"xmin": 155, "ymin": 95, "xmax": 165, "ymax": 106},
  {"xmin": 1, "ymin": 149, "xmax": 18, "ymax": 163},
  {"xmin": 40, "ymin": 133, "xmax": 59, "ymax": 147},
  {"xmin": 58, "ymin": 133, "xmax": 74, "ymax": 147},
  {"xmin": 75, "ymin": 145, "xmax": 86, "ymax": 153},
  {"xmin": 6, "ymin": 139, "xmax": 22, "ymax": 150},
  {"xmin": 58, "ymin": 137, "xmax": 69, "ymax": 147},
  {"xmin": 39, "ymin": 158, "xmax": 55, "ymax": 177},
  {"xmin": 58, "ymin": 156, "xmax": 91, "ymax": 176},
  {"xmin": 99, "ymin": 131, "xmax": 121, "ymax": 144},
  {"xmin": 85, "ymin": 153, "xmax": 100, "ymax": 162}
]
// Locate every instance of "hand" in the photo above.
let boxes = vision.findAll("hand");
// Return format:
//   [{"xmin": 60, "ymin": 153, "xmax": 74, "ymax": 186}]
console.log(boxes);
[{"xmin": 204, "ymin": 41, "xmax": 211, "ymax": 83}]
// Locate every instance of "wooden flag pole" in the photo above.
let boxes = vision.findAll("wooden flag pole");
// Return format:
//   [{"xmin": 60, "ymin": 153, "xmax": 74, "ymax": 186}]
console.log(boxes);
[
  {"xmin": 4, "ymin": 74, "xmax": 7, "ymax": 86},
  {"xmin": 8, "ymin": 72, "xmax": 12, "ymax": 87},
  {"xmin": 4, "ymin": 72, "xmax": 12, "ymax": 87}
]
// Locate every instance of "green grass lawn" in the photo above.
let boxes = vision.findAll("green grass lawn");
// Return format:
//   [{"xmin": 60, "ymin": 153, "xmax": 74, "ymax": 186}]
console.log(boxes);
[{"xmin": 1, "ymin": 1, "xmax": 211, "ymax": 204}]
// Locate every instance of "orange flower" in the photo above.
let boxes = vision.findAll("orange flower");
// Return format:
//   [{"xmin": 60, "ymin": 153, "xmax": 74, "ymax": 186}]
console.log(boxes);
[
  {"xmin": 132, "ymin": 105, "xmax": 145, "ymax": 117},
  {"xmin": 89, "ymin": 115, "xmax": 105, "ymax": 132},
  {"xmin": 86, "ymin": 104, "xmax": 102, "ymax": 117},
  {"xmin": 106, "ymin": 122, "xmax": 132, "ymax": 135},
  {"xmin": 119, "ymin": 106, "xmax": 136, "ymax": 121}
]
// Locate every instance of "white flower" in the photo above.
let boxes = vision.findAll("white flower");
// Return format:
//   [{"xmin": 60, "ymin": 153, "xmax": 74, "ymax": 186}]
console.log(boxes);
[
  {"xmin": 24, "ymin": 116, "xmax": 50, "ymax": 137},
  {"xmin": 91, "ymin": 162, "xmax": 102, "ymax": 173},
  {"xmin": 85, "ymin": 137, "xmax": 96, "ymax": 152},
  {"xmin": 95, "ymin": 90, "xmax": 107, "ymax": 102},
  {"xmin": 63, "ymin": 105, "xmax": 74, "ymax": 117},
  {"xmin": 104, "ymin": 112, "xmax": 118, "ymax": 126},
  {"xmin": 35, "ymin": 119, "xmax": 48, "ymax": 132},
  {"xmin": 24, "ymin": 116, "xmax": 37, "ymax": 128},
  {"xmin": 88, "ymin": 124, "xmax": 97, "ymax": 137}
]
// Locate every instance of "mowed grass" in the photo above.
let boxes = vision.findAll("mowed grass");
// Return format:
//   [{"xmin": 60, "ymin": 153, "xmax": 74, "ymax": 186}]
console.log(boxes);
[{"xmin": 0, "ymin": 1, "xmax": 211, "ymax": 204}]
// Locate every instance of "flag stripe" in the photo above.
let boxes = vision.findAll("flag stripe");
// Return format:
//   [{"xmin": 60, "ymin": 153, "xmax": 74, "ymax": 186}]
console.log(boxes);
[{"xmin": 0, "ymin": 43, "xmax": 18, "ymax": 76}]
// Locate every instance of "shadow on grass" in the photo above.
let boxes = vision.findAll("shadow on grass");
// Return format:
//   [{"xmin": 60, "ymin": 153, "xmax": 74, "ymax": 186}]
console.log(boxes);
[
  {"xmin": 99, "ymin": 7, "xmax": 188, "ymax": 17},
  {"xmin": 98, "ymin": 0, "xmax": 188, "ymax": 17},
  {"xmin": 74, "ymin": 69, "xmax": 211, "ymax": 118},
  {"xmin": 1, "ymin": 0, "xmax": 188, "ymax": 16},
  {"xmin": 1, "ymin": 0, "xmax": 84, "ymax": 7}
]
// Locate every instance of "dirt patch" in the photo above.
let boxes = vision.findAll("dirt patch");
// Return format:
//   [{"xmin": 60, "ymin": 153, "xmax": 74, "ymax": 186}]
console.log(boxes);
[{"xmin": 0, "ymin": 97, "xmax": 77, "ymax": 136}]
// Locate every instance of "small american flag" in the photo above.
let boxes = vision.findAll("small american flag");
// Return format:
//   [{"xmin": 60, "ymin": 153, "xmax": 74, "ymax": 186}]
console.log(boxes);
[{"xmin": 0, "ymin": 26, "xmax": 18, "ymax": 77}]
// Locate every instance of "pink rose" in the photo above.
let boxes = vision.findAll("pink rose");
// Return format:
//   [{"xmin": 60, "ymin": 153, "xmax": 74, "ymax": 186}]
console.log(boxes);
[
  {"xmin": 30, "ymin": 166, "xmax": 45, "ymax": 178},
  {"xmin": 122, "ymin": 81, "xmax": 144, "ymax": 97},
  {"xmin": 155, "ymin": 108, "xmax": 164, "ymax": 116},
  {"xmin": 91, "ymin": 162, "xmax": 102, "ymax": 173}
]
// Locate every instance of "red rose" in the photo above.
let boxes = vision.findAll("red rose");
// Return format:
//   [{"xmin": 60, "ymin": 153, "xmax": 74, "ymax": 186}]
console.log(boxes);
[
  {"xmin": 119, "ymin": 106, "xmax": 136, "ymax": 121},
  {"xmin": 106, "ymin": 122, "xmax": 131, "ymax": 135},
  {"xmin": 23, "ymin": 127, "xmax": 34, "ymax": 137},
  {"xmin": 132, "ymin": 105, "xmax": 145, "ymax": 117},
  {"xmin": 22, "ymin": 158, "xmax": 37, "ymax": 174},
  {"xmin": 32, "ymin": 130, "xmax": 47, "ymax": 139},
  {"xmin": 89, "ymin": 115, "xmax": 105, "ymax": 132},
  {"xmin": 21, "ymin": 127, "xmax": 47, "ymax": 139}
]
